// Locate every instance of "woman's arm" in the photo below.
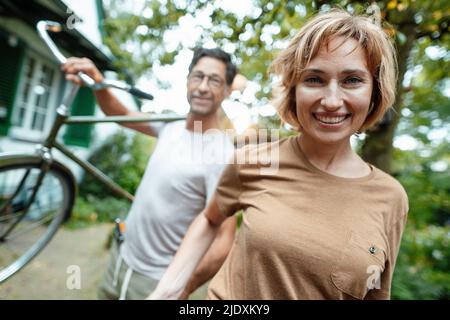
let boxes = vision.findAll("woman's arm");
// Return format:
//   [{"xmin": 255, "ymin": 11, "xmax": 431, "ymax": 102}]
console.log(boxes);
[
  {"xmin": 147, "ymin": 195, "xmax": 228, "ymax": 299},
  {"xmin": 179, "ymin": 216, "xmax": 237, "ymax": 299}
]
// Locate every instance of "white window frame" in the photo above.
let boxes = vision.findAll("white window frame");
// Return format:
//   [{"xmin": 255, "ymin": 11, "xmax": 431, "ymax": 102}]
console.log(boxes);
[{"xmin": 10, "ymin": 50, "xmax": 61, "ymax": 142}]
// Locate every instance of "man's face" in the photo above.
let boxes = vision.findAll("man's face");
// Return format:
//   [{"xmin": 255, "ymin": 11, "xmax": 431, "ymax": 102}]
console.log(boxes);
[{"xmin": 187, "ymin": 57, "xmax": 229, "ymax": 116}]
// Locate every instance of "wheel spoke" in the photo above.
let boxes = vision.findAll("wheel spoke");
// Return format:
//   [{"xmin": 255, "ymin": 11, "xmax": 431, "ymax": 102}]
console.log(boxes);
[
  {"xmin": 0, "ymin": 205, "xmax": 62, "ymax": 223},
  {"xmin": 1, "ymin": 214, "xmax": 55, "ymax": 241},
  {"xmin": 0, "ymin": 161, "xmax": 73, "ymax": 283}
]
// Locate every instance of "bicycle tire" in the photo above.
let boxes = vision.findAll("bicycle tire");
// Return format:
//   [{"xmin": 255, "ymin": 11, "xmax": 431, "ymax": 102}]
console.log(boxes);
[{"xmin": 0, "ymin": 158, "xmax": 75, "ymax": 283}]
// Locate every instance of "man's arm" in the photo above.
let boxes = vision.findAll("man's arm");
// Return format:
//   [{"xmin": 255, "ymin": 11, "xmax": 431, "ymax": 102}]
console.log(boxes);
[
  {"xmin": 179, "ymin": 215, "xmax": 237, "ymax": 299},
  {"xmin": 93, "ymin": 88, "xmax": 159, "ymax": 137},
  {"xmin": 62, "ymin": 57, "xmax": 159, "ymax": 137}
]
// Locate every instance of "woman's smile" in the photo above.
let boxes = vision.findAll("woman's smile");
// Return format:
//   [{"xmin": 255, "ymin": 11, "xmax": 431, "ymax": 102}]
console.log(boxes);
[
  {"xmin": 295, "ymin": 37, "xmax": 373, "ymax": 144},
  {"xmin": 312, "ymin": 112, "xmax": 352, "ymax": 127}
]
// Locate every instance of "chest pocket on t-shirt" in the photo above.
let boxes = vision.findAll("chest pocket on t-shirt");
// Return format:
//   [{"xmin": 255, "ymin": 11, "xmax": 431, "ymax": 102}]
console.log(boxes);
[{"xmin": 331, "ymin": 231, "xmax": 387, "ymax": 300}]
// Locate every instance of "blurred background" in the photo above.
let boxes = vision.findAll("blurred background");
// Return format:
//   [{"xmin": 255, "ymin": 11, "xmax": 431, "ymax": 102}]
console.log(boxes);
[{"xmin": 0, "ymin": 0, "xmax": 448, "ymax": 299}]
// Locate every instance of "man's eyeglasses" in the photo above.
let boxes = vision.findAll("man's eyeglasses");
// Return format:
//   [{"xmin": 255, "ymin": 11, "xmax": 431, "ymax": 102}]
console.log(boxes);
[{"xmin": 188, "ymin": 72, "xmax": 225, "ymax": 89}]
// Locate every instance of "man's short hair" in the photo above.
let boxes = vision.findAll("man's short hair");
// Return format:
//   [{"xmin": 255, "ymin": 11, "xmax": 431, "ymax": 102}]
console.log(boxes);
[{"xmin": 188, "ymin": 48, "xmax": 237, "ymax": 86}]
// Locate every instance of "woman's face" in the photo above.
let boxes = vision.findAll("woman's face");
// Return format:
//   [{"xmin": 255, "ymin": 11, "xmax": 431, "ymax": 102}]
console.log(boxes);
[{"xmin": 295, "ymin": 37, "xmax": 373, "ymax": 145}]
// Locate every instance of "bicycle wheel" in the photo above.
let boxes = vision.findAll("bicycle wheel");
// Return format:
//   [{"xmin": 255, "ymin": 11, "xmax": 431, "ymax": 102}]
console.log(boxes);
[{"xmin": 0, "ymin": 160, "xmax": 75, "ymax": 283}]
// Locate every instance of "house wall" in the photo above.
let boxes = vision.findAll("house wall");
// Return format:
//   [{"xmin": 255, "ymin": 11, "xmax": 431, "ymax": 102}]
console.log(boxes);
[{"xmin": 0, "ymin": 1, "xmax": 140, "ymax": 183}]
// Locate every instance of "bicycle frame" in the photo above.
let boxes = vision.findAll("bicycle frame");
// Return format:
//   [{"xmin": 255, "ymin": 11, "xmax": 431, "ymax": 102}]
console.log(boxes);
[
  {"xmin": 30, "ymin": 20, "xmax": 185, "ymax": 202},
  {"xmin": 40, "ymin": 88, "xmax": 184, "ymax": 202},
  {"xmin": 0, "ymin": 20, "xmax": 187, "ymax": 283}
]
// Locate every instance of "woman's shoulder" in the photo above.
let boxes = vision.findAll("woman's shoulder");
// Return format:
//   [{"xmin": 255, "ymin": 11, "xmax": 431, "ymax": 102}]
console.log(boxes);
[
  {"xmin": 371, "ymin": 166, "xmax": 409, "ymax": 217},
  {"xmin": 372, "ymin": 166, "xmax": 407, "ymax": 194},
  {"xmin": 234, "ymin": 136, "xmax": 294, "ymax": 167}
]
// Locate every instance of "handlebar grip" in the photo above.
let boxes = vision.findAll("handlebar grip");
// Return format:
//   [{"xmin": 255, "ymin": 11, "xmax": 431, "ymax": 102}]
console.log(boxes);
[{"xmin": 128, "ymin": 87, "xmax": 154, "ymax": 100}]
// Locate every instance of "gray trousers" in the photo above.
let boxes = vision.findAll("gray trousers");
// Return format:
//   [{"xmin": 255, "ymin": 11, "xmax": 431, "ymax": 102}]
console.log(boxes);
[{"xmin": 97, "ymin": 242, "xmax": 159, "ymax": 300}]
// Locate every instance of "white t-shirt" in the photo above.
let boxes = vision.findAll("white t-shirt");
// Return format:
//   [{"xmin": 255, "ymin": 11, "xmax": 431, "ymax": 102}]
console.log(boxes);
[{"xmin": 120, "ymin": 121, "xmax": 235, "ymax": 279}]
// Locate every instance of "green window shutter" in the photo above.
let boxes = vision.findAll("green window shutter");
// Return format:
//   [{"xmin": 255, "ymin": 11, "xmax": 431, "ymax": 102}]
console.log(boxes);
[
  {"xmin": 0, "ymin": 34, "xmax": 24, "ymax": 136},
  {"xmin": 95, "ymin": 0, "xmax": 105, "ymax": 37},
  {"xmin": 63, "ymin": 87, "xmax": 96, "ymax": 148}
]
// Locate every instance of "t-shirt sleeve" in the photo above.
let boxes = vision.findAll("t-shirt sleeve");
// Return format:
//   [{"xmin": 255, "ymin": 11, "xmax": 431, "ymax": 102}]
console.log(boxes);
[
  {"xmin": 204, "ymin": 163, "xmax": 228, "ymax": 205},
  {"xmin": 365, "ymin": 191, "xmax": 409, "ymax": 300},
  {"xmin": 213, "ymin": 157, "xmax": 242, "ymax": 218}
]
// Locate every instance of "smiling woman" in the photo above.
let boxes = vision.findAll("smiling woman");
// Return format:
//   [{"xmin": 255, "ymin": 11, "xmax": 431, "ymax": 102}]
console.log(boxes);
[
  {"xmin": 149, "ymin": 8, "xmax": 409, "ymax": 301},
  {"xmin": 294, "ymin": 38, "xmax": 374, "ymax": 147},
  {"xmin": 272, "ymin": 9, "xmax": 397, "ymax": 135}
]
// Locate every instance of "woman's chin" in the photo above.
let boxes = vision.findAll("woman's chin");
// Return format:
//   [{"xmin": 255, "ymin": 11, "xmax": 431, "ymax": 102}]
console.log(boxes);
[{"xmin": 303, "ymin": 130, "xmax": 353, "ymax": 146}]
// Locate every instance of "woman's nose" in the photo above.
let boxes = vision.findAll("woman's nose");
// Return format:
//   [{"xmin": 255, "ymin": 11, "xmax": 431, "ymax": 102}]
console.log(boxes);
[{"xmin": 320, "ymin": 84, "xmax": 344, "ymax": 109}]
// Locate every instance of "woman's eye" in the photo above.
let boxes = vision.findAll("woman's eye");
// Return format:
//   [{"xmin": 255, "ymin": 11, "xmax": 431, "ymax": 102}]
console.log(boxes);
[
  {"xmin": 305, "ymin": 77, "xmax": 323, "ymax": 84},
  {"xmin": 345, "ymin": 77, "xmax": 363, "ymax": 84}
]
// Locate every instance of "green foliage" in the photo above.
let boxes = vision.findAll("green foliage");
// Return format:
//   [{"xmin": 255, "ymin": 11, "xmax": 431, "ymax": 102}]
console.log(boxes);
[
  {"xmin": 69, "ymin": 130, "xmax": 155, "ymax": 229},
  {"xmin": 207, "ymin": 0, "xmax": 316, "ymax": 87},
  {"xmin": 397, "ymin": 36, "xmax": 450, "ymax": 145},
  {"xmin": 79, "ymin": 129, "xmax": 156, "ymax": 198},
  {"xmin": 103, "ymin": 0, "xmax": 449, "ymax": 105},
  {"xmin": 394, "ymin": 146, "xmax": 450, "ymax": 227},
  {"xmin": 392, "ymin": 224, "xmax": 450, "ymax": 300},
  {"xmin": 389, "ymin": 21, "xmax": 450, "ymax": 300},
  {"xmin": 103, "ymin": 0, "xmax": 207, "ymax": 80},
  {"xmin": 390, "ymin": 143, "xmax": 450, "ymax": 299},
  {"xmin": 67, "ymin": 195, "xmax": 131, "ymax": 230}
]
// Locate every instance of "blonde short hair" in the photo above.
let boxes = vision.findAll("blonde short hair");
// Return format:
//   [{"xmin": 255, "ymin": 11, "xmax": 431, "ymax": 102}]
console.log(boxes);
[{"xmin": 271, "ymin": 8, "xmax": 398, "ymax": 132}]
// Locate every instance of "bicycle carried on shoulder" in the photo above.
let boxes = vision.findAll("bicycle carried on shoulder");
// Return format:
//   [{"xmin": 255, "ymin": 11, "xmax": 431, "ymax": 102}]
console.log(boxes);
[{"xmin": 0, "ymin": 20, "xmax": 184, "ymax": 283}]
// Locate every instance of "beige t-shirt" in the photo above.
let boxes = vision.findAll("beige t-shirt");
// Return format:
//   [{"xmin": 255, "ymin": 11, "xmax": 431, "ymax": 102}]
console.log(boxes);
[{"xmin": 207, "ymin": 136, "xmax": 409, "ymax": 300}]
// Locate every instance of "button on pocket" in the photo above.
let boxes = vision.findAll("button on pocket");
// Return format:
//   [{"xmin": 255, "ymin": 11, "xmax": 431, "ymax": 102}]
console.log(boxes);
[{"xmin": 331, "ymin": 231, "xmax": 386, "ymax": 299}]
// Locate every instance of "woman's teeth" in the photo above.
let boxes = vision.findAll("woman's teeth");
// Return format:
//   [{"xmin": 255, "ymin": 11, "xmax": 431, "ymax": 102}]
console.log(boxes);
[{"xmin": 314, "ymin": 114, "xmax": 350, "ymax": 124}]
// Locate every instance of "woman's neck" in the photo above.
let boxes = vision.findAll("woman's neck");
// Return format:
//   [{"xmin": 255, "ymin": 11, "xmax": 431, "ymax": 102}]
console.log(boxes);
[{"xmin": 298, "ymin": 133, "xmax": 364, "ymax": 176}]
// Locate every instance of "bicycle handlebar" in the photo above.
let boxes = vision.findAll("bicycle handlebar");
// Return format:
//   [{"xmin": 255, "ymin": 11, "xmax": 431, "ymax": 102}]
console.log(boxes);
[{"xmin": 36, "ymin": 20, "xmax": 154, "ymax": 100}]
